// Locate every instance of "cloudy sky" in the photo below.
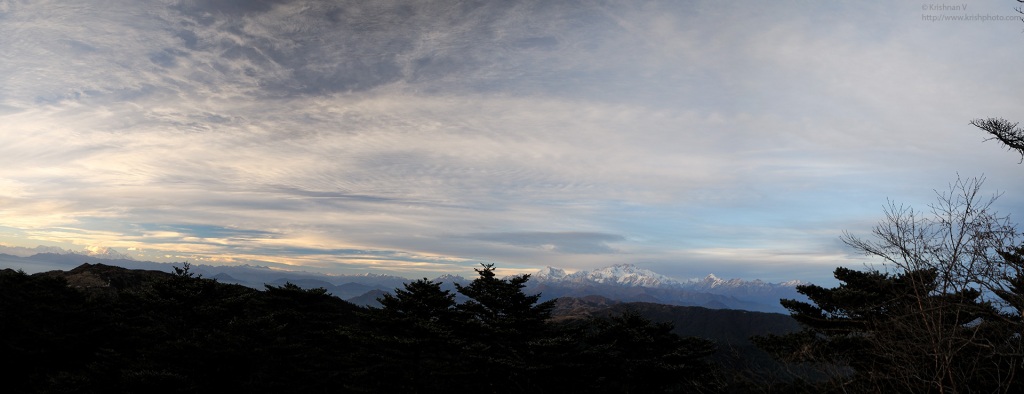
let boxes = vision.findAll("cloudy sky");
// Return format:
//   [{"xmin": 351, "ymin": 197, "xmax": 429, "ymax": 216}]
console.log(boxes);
[{"xmin": 1, "ymin": 0, "xmax": 1022, "ymax": 283}]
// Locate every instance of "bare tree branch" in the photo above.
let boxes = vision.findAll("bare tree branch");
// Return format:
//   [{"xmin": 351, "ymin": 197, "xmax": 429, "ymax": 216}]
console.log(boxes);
[{"xmin": 970, "ymin": 118, "xmax": 1024, "ymax": 162}]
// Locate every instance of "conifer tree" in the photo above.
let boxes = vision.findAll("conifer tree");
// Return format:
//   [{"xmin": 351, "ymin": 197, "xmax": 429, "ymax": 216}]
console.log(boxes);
[
  {"xmin": 369, "ymin": 278, "xmax": 463, "ymax": 392},
  {"xmin": 757, "ymin": 176, "xmax": 1022, "ymax": 393},
  {"xmin": 378, "ymin": 278, "xmax": 458, "ymax": 323},
  {"xmin": 454, "ymin": 263, "xmax": 556, "ymax": 392},
  {"xmin": 455, "ymin": 263, "xmax": 555, "ymax": 331}
]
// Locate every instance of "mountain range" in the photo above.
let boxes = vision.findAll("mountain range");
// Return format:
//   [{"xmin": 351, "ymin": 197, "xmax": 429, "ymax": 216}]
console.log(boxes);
[
  {"xmin": 14, "ymin": 262, "xmax": 800, "ymax": 381},
  {"xmin": 1, "ymin": 243, "xmax": 807, "ymax": 313},
  {"xmin": 0, "ymin": 244, "xmax": 134, "ymax": 260},
  {"xmin": 522, "ymin": 264, "xmax": 806, "ymax": 313}
]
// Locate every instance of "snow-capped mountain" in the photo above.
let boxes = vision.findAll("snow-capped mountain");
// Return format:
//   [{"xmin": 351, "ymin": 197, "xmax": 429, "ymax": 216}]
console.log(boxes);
[
  {"xmin": 532, "ymin": 266, "xmax": 568, "ymax": 281},
  {"xmin": 0, "ymin": 244, "xmax": 134, "ymax": 260},
  {"xmin": 432, "ymin": 273, "xmax": 468, "ymax": 284},
  {"xmin": 686, "ymin": 273, "xmax": 806, "ymax": 300},
  {"xmin": 534, "ymin": 264, "xmax": 683, "ymax": 288},
  {"xmin": 2, "ymin": 242, "xmax": 806, "ymax": 314},
  {"xmin": 0, "ymin": 244, "xmax": 72, "ymax": 257},
  {"xmin": 526, "ymin": 264, "xmax": 806, "ymax": 313},
  {"xmin": 82, "ymin": 246, "xmax": 134, "ymax": 260},
  {"xmin": 534, "ymin": 264, "xmax": 804, "ymax": 292},
  {"xmin": 570, "ymin": 264, "xmax": 683, "ymax": 288}
]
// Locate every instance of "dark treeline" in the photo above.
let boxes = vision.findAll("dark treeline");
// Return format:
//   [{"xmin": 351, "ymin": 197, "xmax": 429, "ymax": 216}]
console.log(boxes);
[{"xmin": 2, "ymin": 263, "xmax": 728, "ymax": 393}]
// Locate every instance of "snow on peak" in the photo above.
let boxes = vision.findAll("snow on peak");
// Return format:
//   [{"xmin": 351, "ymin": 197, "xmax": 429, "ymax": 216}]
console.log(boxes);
[
  {"xmin": 0, "ymin": 244, "xmax": 67, "ymax": 257},
  {"xmin": 528, "ymin": 261, "xmax": 806, "ymax": 292},
  {"xmin": 0, "ymin": 243, "xmax": 135, "ymax": 260},
  {"xmin": 533, "ymin": 266, "xmax": 567, "ymax": 280},
  {"xmin": 697, "ymin": 273, "xmax": 723, "ymax": 284},
  {"xmin": 569, "ymin": 264, "xmax": 683, "ymax": 288},
  {"xmin": 432, "ymin": 274, "xmax": 467, "ymax": 283},
  {"xmin": 82, "ymin": 246, "xmax": 134, "ymax": 260}
]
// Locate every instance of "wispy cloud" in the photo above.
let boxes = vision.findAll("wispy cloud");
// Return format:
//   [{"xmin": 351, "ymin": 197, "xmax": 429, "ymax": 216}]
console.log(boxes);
[
  {"xmin": 1, "ymin": 0, "xmax": 1021, "ymax": 282},
  {"xmin": 465, "ymin": 232, "xmax": 626, "ymax": 254}
]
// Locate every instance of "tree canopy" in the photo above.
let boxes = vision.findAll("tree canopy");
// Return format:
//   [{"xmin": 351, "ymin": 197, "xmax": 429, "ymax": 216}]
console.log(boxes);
[
  {"xmin": 972, "ymin": 118, "xmax": 1024, "ymax": 162},
  {"xmin": 2, "ymin": 262, "xmax": 725, "ymax": 393},
  {"xmin": 757, "ymin": 176, "xmax": 1023, "ymax": 393}
]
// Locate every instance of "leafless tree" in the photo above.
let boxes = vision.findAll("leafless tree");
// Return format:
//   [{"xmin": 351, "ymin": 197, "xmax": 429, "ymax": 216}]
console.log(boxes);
[
  {"xmin": 842, "ymin": 175, "xmax": 1017, "ymax": 304},
  {"xmin": 839, "ymin": 175, "xmax": 1021, "ymax": 393}
]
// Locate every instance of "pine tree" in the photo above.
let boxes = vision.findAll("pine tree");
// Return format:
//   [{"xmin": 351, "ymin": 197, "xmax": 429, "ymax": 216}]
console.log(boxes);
[
  {"xmin": 756, "ymin": 267, "xmax": 1012, "ymax": 393},
  {"xmin": 454, "ymin": 263, "xmax": 556, "ymax": 393},
  {"xmin": 368, "ymin": 278, "xmax": 463, "ymax": 392}
]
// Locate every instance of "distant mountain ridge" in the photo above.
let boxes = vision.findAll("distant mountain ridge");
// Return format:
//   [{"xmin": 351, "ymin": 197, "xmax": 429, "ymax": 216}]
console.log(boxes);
[
  {"xmin": 11, "ymin": 262, "xmax": 799, "ymax": 381},
  {"xmin": 0, "ymin": 244, "xmax": 133, "ymax": 260},
  {"xmin": 532, "ymin": 263, "xmax": 806, "ymax": 290},
  {"xmin": 0, "ymin": 245, "xmax": 805, "ymax": 313},
  {"xmin": 523, "ymin": 264, "xmax": 806, "ymax": 313},
  {"xmin": 534, "ymin": 264, "xmax": 684, "ymax": 288}
]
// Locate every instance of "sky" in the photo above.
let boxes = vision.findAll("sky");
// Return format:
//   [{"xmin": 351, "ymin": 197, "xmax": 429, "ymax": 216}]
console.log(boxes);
[{"xmin": 1, "ymin": 0, "xmax": 1022, "ymax": 284}]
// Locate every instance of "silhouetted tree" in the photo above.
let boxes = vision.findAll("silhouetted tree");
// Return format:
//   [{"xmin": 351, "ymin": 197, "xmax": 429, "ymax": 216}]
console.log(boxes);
[
  {"xmin": 971, "ymin": 118, "xmax": 1024, "ymax": 162},
  {"xmin": 456, "ymin": 264, "xmax": 555, "ymax": 329},
  {"xmin": 366, "ymin": 278, "xmax": 463, "ymax": 392},
  {"xmin": 969, "ymin": 0, "xmax": 1024, "ymax": 162},
  {"xmin": 5, "ymin": 261, "xmax": 737, "ymax": 393},
  {"xmin": 250, "ymin": 282, "xmax": 362, "ymax": 392},
  {"xmin": 454, "ymin": 263, "xmax": 556, "ymax": 392},
  {"xmin": 378, "ymin": 278, "xmax": 458, "ymax": 322},
  {"xmin": 757, "ymin": 267, "xmax": 1011, "ymax": 393},
  {"xmin": 758, "ymin": 176, "xmax": 1022, "ymax": 393}
]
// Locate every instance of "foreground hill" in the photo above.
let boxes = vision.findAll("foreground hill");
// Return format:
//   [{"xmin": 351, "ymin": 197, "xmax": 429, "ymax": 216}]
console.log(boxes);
[
  {"xmin": 29, "ymin": 263, "xmax": 799, "ymax": 345},
  {"xmin": 3, "ymin": 263, "xmax": 803, "ymax": 392},
  {"xmin": 0, "ymin": 264, "xmax": 715, "ymax": 392},
  {"xmin": 551, "ymin": 295, "xmax": 799, "ymax": 346}
]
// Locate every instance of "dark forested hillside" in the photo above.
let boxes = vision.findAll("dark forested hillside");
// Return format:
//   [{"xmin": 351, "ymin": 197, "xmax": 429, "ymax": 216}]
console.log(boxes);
[
  {"xmin": 551, "ymin": 296, "xmax": 799, "ymax": 345},
  {"xmin": 2, "ymin": 263, "xmax": 806, "ymax": 393}
]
